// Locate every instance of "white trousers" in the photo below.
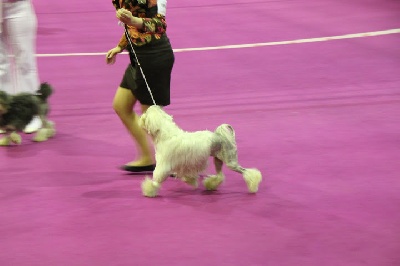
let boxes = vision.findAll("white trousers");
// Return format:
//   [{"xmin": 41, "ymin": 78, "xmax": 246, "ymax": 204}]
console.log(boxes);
[
  {"xmin": 158, "ymin": 0, "xmax": 167, "ymax": 16},
  {"xmin": 0, "ymin": 0, "xmax": 39, "ymax": 94}
]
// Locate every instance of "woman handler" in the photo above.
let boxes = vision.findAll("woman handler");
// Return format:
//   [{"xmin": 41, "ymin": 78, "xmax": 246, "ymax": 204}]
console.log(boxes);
[{"xmin": 106, "ymin": 0, "xmax": 174, "ymax": 172}]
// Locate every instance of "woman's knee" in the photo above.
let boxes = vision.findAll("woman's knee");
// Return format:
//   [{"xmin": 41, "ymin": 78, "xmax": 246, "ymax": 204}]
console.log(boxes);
[
  {"xmin": 112, "ymin": 87, "xmax": 135, "ymax": 115},
  {"xmin": 112, "ymin": 99, "xmax": 125, "ymax": 115},
  {"xmin": 113, "ymin": 101, "xmax": 133, "ymax": 118}
]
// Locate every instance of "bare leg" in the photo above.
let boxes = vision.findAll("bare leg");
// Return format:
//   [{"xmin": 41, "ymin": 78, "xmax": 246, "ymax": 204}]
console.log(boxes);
[{"xmin": 113, "ymin": 87, "xmax": 154, "ymax": 166}]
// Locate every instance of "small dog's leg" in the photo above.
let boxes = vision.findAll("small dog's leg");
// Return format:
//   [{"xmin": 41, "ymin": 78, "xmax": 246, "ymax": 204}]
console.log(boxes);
[
  {"xmin": 33, "ymin": 129, "xmax": 48, "ymax": 142},
  {"xmin": 44, "ymin": 120, "xmax": 56, "ymax": 138},
  {"xmin": 213, "ymin": 124, "xmax": 262, "ymax": 193},
  {"xmin": 9, "ymin": 132, "xmax": 22, "ymax": 144},
  {"xmin": 0, "ymin": 132, "xmax": 22, "ymax": 146},
  {"xmin": 141, "ymin": 165, "xmax": 170, "ymax": 198},
  {"xmin": 182, "ymin": 176, "xmax": 199, "ymax": 188},
  {"xmin": 32, "ymin": 116, "xmax": 55, "ymax": 142},
  {"xmin": 0, "ymin": 135, "xmax": 11, "ymax": 146},
  {"xmin": 225, "ymin": 160, "xmax": 262, "ymax": 193},
  {"xmin": 203, "ymin": 157, "xmax": 225, "ymax": 191}
]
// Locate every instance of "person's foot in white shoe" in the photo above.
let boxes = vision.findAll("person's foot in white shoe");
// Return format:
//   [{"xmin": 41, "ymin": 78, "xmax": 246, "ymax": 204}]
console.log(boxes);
[{"xmin": 23, "ymin": 116, "xmax": 42, "ymax": 134}]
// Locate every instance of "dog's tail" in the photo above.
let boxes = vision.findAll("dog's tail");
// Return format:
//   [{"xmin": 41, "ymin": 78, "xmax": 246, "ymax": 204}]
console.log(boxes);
[
  {"xmin": 214, "ymin": 124, "xmax": 262, "ymax": 193},
  {"xmin": 35, "ymin": 82, "xmax": 53, "ymax": 101}
]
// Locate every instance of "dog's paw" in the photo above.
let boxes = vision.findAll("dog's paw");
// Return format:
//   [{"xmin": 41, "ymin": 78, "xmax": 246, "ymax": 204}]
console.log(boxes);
[
  {"xmin": 32, "ymin": 129, "xmax": 48, "ymax": 142},
  {"xmin": 243, "ymin": 169, "xmax": 262, "ymax": 193},
  {"xmin": 141, "ymin": 177, "xmax": 160, "ymax": 197},
  {"xmin": 9, "ymin": 132, "xmax": 22, "ymax": 144},
  {"xmin": 0, "ymin": 136, "xmax": 11, "ymax": 146},
  {"xmin": 46, "ymin": 121, "xmax": 56, "ymax": 137},
  {"xmin": 203, "ymin": 175, "xmax": 224, "ymax": 190},
  {"xmin": 32, "ymin": 128, "xmax": 55, "ymax": 142},
  {"xmin": 47, "ymin": 127, "xmax": 56, "ymax": 138}
]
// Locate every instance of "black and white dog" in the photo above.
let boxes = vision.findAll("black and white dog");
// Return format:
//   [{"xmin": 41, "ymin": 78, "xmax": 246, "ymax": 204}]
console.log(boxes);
[{"xmin": 0, "ymin": 83, "xmax": 55, "ymax": 145}]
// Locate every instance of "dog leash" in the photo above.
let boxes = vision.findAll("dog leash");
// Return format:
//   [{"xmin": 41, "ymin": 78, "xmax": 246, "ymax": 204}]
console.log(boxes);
[{"xmin": 112, "ymin": 0, "xmax": 157, "ymax": 106}]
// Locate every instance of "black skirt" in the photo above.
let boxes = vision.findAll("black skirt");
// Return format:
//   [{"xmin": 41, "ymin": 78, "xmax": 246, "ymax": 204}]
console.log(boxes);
[{"xmin": 120, "ymin": 35, "xmax": 175, "ymax": 106}]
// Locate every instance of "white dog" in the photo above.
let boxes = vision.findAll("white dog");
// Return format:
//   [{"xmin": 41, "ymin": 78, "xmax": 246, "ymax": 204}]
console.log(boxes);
[{"xmin": 138, "ymin": 105, "xmax": 262, "ymax": 197}]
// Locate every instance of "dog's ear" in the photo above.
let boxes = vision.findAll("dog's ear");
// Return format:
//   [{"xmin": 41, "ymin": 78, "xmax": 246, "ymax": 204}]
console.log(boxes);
[
  {"xmin": 139, "ymin": 112, "xmax": 155, "ymax": 135},
  {"xmin": 141, "ymin": 106, "xmax": 166, "ymax": 137}
]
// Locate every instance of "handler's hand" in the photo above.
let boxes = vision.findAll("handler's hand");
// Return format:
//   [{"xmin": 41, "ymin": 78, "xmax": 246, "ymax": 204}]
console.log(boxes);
[
  {"xmin": 116, "ymin": 8, "xmax": 134, "ymax": 25},
  {"xmin": 106, "ymin": 46, "xmax": 122, "ymax": 65}
]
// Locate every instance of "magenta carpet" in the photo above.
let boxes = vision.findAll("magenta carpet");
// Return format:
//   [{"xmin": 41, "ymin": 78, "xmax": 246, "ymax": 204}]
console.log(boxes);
[{"xmin": 1, "ymin": 0, "xmax": 400, "ymax": 265}]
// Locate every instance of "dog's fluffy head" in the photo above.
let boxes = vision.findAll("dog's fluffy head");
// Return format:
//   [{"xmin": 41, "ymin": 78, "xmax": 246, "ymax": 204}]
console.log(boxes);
[{"xmin": 139, "ymin": 105, "xmax": 176, "ymax": 138}]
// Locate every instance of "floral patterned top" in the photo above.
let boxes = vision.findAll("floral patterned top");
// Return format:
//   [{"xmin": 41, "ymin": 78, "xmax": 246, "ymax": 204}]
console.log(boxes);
[{"xmin": 114, "ymin": 0, "xmax": 168, "ymax": 48}]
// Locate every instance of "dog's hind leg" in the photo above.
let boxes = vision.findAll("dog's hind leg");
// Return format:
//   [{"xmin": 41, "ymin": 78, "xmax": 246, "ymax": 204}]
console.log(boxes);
[
  {"xmin": 224, "ymin": 158, "xmax": 262, "ymax": 193},
  {"xmin": 0, "ymin": 132, "xmax": 22, "ymax": 146},
  {"xmin": 141, "ymin": 164, "xmax": 170, "ymax": 197},
  {"xmin": 214, "ymin": 124, "xmax": 262, "ymax": 193},
  {"xmin": 32, "ymin": 115, "xmax": 55, "ymax": 142},
  {"xmin": 181, "ymin": 176, "xmax": 199, "ymax": 188},
  {"xmin": 203, "ymin": 157, "xmax": 225, "ymax": 191}
]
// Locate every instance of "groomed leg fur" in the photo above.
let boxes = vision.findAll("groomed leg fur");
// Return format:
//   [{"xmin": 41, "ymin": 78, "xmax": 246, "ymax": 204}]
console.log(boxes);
[
  {"xmin": 33, "ymin": 120, "xmax": 55, "ymax": 142},
  {"xmin": 203, "ymin": 157, "xmax": 225, "ymax": 190},
  {"xmin": 214, "ymin": 124, "xmax": 263, "ymax": 193},
  {"xmin": 242, "ymin": 168, "xmax": 263, "ymax": 193},
  {"xmin": 0, "ymin": 132, "xmax": 22, "ymax": 146},
  {"xmin": 182, "ymin": 176, "xmax": 199, "ymax": 188},
  {"xmin": 141, "ymin": 164, "xmax": 170, "ymax": 197},
  {"xmin": 141, "ymin": 177, "xmax": 161, "ymax": 198},
  {"xmin": 0, "ymin": 136, "xmax": 11, "ymax": 146}
]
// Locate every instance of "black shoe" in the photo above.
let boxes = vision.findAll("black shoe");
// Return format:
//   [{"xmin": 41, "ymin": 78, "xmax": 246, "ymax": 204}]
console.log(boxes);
[{"xmin": 120, "ymin": 164, "xmax": 156, "ymax": 173}]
